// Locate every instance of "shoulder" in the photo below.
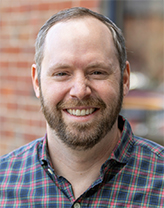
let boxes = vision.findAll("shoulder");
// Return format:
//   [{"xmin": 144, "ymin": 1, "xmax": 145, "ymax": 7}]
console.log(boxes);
[
  {"xmin": 130, "ymin": 136, "xmax": 164, "ymax": 173},
  {"xmin": 0, "ymin": 138, "xmax": 44, "ymax": 169},
  {"xmin": 133, "ymin": 136, "xmax": 164, "ymax": 158}
]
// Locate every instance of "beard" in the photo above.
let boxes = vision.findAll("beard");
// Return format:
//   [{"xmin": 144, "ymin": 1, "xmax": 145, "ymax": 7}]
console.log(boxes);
[{"xmin": 39, "ymin": 81, "xmax": 123, "ymax": 150}]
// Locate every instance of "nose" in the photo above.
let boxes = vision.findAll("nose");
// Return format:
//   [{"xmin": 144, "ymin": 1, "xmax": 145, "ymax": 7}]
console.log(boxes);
[{"xmin": 70, "ymin": 74, "xmax": 91, "ymax": 100}]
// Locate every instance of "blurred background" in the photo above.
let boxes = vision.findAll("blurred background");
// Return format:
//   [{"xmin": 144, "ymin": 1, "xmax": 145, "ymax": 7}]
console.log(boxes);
[{"xmin": 0, "ymin": 0, "xmax": 163, "ymax": 156}]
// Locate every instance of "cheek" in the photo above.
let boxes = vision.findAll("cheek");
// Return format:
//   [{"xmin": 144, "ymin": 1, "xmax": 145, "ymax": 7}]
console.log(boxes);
[
  {"xmin": 41, "ymin": 81, "xmax": 70, "ymax": 105},
  {"xmin": 94, "ymin": 80, "xmax": 120, "ymax": 103}
]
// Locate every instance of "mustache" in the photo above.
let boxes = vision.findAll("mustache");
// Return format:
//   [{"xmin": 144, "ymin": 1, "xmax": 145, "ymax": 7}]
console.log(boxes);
[{"xmin": 57, "ymin": 97, "xmax": 106, "ymax": 110}]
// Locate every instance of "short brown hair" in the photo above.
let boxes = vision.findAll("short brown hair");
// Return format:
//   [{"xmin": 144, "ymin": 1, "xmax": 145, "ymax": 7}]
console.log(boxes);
[{"xmin": 35, "ymin": 7, "xmax": 127, "ymax": 78}]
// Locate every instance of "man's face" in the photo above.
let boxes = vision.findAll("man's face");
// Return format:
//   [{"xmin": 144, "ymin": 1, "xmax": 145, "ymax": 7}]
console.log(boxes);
[{"xmin": 34, "ymin": 17, "xmax": 129, "ymax": 150}]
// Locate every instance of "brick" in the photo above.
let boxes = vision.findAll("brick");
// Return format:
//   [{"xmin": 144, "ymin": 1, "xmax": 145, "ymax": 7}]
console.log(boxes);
[
  {"xmin": 7, "ymin": 103, "xmax": 18, "ymax": 110},
  {"xmin": 37, "ymin": 3, "xmax": 50, "ymax": 11},
  {"xmin": 0, "ymin": 61, "xmax": 9, "ymax": 68},
  {"xmin": 0, "ymin": 46, "xmax": 34, "ymax": 56},
  {"xmin": 1, "ymin": 130, "xmax": 14, "ymax": 138},
  {"xmin": 0, "ymin": 143, "xmax": 8, "ymax": 156},
  {"xmin": 79, "ymin": 0, "xmax": 99, "ymax": 8},
  {"xmin": 0, "ymin": 47, "xmax": 21, "ymax": 54},
  {"xmin": 16, "ymin": 61, "xmax": 31, "ymax": 68},
  {"xmin": 0, "ymin": 87, "xmax": 14, "ymax": 96},
  {"xmin": 55, "ymin": 1, "xmax": 73, "ymax": 10},
  {"xmin": 0, "ymin": 0, "xmax": 100, "ymax": 156}
]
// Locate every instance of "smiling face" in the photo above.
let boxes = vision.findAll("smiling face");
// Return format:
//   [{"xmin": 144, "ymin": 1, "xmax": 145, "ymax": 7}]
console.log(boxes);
[{"xmin": 32, "ymin": 17, "xmax": 130, "ymax": 150}]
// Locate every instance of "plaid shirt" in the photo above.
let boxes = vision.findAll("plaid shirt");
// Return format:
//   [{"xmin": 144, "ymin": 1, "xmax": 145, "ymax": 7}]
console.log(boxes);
[{"xmin": 0, "ymin": 116, "xmax": 164, "ymax": 207}]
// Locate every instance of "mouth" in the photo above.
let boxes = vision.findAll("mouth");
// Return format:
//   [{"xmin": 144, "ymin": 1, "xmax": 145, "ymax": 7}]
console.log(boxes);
[{"xmin": 66, "ymin": 108, "xmax": 98, "ymax": 116}]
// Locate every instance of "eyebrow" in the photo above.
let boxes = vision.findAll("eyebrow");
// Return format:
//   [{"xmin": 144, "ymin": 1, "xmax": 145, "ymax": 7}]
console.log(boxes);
[
  {"xmin": 85, "ymin": 61, "xmax": 113, "ymax": 70},
  {"xmin": 48, "ymin": 63, "xmax": 72, "ymax": 71},
  {"xmin": 48, "ymin": 60, "xmax": 113, "ymax": 72}
]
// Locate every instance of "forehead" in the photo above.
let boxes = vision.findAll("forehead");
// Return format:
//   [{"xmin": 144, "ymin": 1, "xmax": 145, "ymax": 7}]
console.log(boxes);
[
  {"xmin": 47, "ymin": 15, "xmax": 110, "ymax": 32},
  {"xmin": 45, "ymin": 16, "xmax": 115, "ymax": 48},
  {"xmin": 41, "ymin": 16, "xmax": 120, "ymax": 74}
]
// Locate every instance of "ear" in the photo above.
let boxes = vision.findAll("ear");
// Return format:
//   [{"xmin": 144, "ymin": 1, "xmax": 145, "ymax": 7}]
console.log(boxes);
[
  {"xmin": 123, "ymin": 61, "xmax": 130, "ymax": 97},
  {"xmin": 31, "ymin": 64, "xmax": 40, "ymax": 98}
]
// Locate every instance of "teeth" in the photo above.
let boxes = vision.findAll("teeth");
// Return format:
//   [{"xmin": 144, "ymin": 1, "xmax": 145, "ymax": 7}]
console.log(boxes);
[
  {"xmin": 81, "ymin": 109, "xmax": 86, "ymax": 116},
  {"xmin": 67, "ymin": 108, "xmax": 95, "ymax": 116}
]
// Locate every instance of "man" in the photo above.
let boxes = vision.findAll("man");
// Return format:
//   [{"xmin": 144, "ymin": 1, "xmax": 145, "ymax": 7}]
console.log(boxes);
[{"xmin": 0, "ymin": 7, "xmax": 163, "ymax": 207}]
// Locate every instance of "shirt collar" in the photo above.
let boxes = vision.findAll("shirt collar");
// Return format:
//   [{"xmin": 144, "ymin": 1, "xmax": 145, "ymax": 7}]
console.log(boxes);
[
  {"xmin": 38, "ymin": 134, "xmax": 52, "ymax": 167},
  {"xmin": 38, "ymin": 116, "xmax": 134, "ymax": 168},
  {"xmin": 108, "ymin": 115, "xmax": 134, "ymax": 163}
]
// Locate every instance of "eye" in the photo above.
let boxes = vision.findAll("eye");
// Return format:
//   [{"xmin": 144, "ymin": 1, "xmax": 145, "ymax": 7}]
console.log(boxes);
[
  {"xmin": 88, "ymin": 70, "xmax": 108, "ymax": 80},
  {"xmin": 52, "ymin": 71, "xmax": 71, "ymax": 81},
  {"xmin": 92, "ymin": 71, "xmax": 103, "ymax": 75},
  {"xmin": 54, "ymin": 72, "xmax": 68, "ymax": 76}
]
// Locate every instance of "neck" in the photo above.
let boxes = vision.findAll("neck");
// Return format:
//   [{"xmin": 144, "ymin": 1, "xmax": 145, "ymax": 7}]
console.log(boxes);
[{"xmin": 46, "ymin": 122, "xmax": 121, "ymax": 199}]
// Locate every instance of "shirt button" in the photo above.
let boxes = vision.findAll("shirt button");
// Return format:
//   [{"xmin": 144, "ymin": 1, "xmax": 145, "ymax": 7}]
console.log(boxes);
[{"xmin": 74, "ymin": 203, "xmax": 81, "ymax": 208}]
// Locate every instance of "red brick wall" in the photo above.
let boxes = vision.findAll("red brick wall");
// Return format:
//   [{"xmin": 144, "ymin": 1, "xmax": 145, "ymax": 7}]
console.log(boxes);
[{"xmin": 0, "ymin": 0, "xmax": 100, "ymax": 156}]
